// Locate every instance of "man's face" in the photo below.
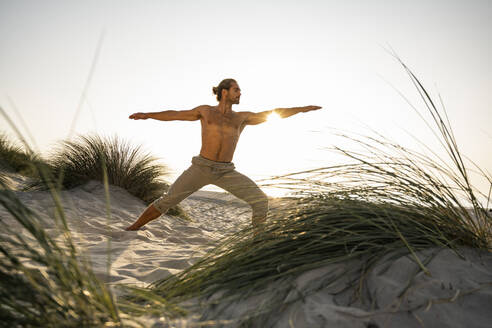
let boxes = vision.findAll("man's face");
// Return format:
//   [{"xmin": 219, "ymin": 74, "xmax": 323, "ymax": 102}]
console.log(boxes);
[{"xmin": 225, "ymin": 82, "xmax": 241, "ymax": 104}]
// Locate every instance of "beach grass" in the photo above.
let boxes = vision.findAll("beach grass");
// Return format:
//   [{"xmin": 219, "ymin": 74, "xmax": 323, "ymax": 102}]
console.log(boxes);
[
  {"xmin": 30, "ymin": 135, "xmax": 167, "ymax": 201},
  {"xmin": 27, "ymin": 134, "xmax": 188, "ymax": 218},
  {"xmin": 0, "ymin": 134, "xmax": 45, "ymax": 181},
  {"xmin": 141, "ymin": 61, "xmax": 491, "ymax": 324},
  {"xmin": 0, "ymin": 178, "xmax": 124, "ymax": 326}
]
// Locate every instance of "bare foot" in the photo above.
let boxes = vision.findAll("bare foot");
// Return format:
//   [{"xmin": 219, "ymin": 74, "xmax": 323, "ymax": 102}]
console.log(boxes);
[{"xmin": 125, "ymin": 205, "xmax": 161, "ymax": 231}]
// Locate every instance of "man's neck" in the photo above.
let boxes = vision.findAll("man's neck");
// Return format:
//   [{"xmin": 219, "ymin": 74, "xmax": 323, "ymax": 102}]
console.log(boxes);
[{"xmin": 216, "ymin": 101, "xmax": 233, "ymax": 114}]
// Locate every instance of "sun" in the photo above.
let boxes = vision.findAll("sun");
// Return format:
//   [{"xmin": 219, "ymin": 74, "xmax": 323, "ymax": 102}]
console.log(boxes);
[{"xmin": 266, "ymin": 112, "xmax": 281, "ymax": 123}]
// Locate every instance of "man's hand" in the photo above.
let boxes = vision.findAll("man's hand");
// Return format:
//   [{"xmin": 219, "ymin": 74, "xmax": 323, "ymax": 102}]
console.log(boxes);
[
  {"xmin": 302, "ymin": 105, "xmax": 322, "ymax": 113},
  {"xmin": 129, "ymin": 112, "xmax": 148, "ymax": 120}
]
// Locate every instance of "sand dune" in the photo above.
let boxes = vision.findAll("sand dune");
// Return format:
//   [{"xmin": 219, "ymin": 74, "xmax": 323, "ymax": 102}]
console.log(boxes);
[
  {"xmin": 0, "ymin": 180, "xmax": 253, "ymax": 286},
  {"xmin": 1, "ymin": 179, "xmax": 491, "ymax": 327}
]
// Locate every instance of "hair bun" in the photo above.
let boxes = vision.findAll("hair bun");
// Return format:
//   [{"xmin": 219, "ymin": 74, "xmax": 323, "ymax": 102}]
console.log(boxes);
[{"xmin": 212, "ymin": 86, "xmax": 218, "ymax": 95}]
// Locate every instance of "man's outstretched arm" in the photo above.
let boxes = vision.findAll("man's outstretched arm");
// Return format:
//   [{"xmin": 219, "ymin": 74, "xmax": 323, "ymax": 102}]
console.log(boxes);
[
  {"xmin": 129, "ymin": 105, "xmax": 205, "ymax": 121},
  {"xmin": 244, "ymin": 105, "xmax": 322, "ymax": 125}
]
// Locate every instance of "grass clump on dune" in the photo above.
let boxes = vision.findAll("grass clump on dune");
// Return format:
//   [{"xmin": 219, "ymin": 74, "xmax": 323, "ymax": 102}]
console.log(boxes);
[
  {"xmin": 143, "ymin": 61, "xmax": 491, "ymax": 324},
  {"xmin": 30, "ymin": 134, "xmax": 187, "ymax": 217},
  {"xmin": 0, "ymin": 134, "xmax": 44, "ymax": 179},
  {"xmin": 41, "ymin": 135, "xmax": 167, "ymax": 203}
]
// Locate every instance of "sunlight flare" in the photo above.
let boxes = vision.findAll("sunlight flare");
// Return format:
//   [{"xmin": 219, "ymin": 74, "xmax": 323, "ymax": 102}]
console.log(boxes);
[{"xmin": 267, "ymin": 112, "xmax": 281, "ymax": 123}]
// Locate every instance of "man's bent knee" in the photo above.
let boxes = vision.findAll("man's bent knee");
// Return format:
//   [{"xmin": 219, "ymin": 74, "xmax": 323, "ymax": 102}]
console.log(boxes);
[
  {"xmin": 152, "ymin": 196, "xmax": 172, "ymax": 214},
  {"xmin": 251, "ymin": 194, "xmax": 269, "ymax": 226}
]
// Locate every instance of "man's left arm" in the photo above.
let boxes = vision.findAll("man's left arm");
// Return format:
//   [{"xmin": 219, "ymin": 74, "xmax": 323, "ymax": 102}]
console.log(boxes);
[{"xmin": 243, "ymin": 105, "xmax": 322, "ymax": 125}]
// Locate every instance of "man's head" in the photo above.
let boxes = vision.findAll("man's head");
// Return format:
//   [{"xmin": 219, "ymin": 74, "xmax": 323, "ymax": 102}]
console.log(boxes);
[{"xmin": 212, "ymin": 78, "xmax": 241, "ymax": 104}]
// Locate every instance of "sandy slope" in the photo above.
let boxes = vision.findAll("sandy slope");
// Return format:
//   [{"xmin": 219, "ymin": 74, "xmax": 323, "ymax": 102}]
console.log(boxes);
[
  {"xmin": 1, "ymin": 180, "xmax": 491, "ymax": 327},
  {"xmin": 0, "ymin": 180, "xmax": 252, "ymax": 286}
]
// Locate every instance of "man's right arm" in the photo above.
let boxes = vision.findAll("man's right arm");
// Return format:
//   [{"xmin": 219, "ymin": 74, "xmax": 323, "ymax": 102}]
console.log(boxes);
[{"xmin": 129, "ymin": 105, "xmax": 205, "ymax": 121}]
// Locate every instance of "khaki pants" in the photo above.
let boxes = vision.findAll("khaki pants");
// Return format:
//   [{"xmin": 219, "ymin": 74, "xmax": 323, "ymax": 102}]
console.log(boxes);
[{"xmin": 152, "ymin": 156, "xmax": 269, "ymax": 226}]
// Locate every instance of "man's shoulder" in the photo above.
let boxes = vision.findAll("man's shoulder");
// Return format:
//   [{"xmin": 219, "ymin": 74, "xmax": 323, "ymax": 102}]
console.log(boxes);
[{"xmin": 193, "ymin": 104, "xmax": 215, "ymax": 113}]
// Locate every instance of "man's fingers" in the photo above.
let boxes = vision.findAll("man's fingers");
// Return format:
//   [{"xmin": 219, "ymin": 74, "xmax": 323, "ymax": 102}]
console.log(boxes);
[
  {"xmin": 129, "ymin": 112, "xmax": 145, "ymax": 119},
  {"xmin": 305, "ymin": 105, "xmax": 322, "ymax": 111}
]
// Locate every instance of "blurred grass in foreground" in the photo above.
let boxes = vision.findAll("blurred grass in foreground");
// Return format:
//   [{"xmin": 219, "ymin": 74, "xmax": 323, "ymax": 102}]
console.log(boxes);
[{"xmin": 0, "ymin": 184, "xmax": 123, "ymax": 326}]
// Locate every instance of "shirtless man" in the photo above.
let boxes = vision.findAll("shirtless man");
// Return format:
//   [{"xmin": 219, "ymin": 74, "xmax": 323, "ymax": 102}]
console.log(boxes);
[{"xmin": 125, "ymin": 79, "xmax": 321, "ymax": 231}]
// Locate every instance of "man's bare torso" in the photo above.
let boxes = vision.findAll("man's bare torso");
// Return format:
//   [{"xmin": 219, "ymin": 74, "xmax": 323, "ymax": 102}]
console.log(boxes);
[{"xmin": 197, "ymin": 106, "xmax": 247, "ymax": 163}]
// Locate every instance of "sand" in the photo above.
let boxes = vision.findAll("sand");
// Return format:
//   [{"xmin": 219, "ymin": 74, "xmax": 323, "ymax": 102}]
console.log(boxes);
[
  {"xmin": 0, "ymin": 180, "xmax": 252, "ymax": 286},
  {"xmin": 1, "ymin": 178, "xmax": 491, "ymax": 327}
]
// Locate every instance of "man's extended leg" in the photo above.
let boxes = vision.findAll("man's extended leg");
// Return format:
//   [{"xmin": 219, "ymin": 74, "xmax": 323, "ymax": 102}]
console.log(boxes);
[
  {"xmin": 125, "ymin": 164, "xmax": 209, "ymax": 230},
  {"xmin": 125, "ymin": 204, "xmax": 161, "ymax": 231},
  {"xmin": 214, "ymin": 170, "xmax": 269, "ymax": 227}
]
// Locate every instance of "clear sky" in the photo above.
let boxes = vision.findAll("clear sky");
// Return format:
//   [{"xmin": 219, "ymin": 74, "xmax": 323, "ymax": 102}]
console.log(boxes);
[{"xmin": 1, "ymin": 0, "xmax": 491, "ymax": 197}]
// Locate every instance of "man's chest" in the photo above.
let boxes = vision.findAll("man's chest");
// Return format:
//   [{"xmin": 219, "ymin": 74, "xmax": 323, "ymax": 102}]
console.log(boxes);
[{"xmin": 201, "ymin": 111, "xmax": 244, "ymax": 133}]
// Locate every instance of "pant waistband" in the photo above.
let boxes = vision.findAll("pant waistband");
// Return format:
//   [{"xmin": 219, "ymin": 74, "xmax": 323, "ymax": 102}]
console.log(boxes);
[{"xmin": 192, "ymin": 155, "xmax": 235, "ymax": 170}]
